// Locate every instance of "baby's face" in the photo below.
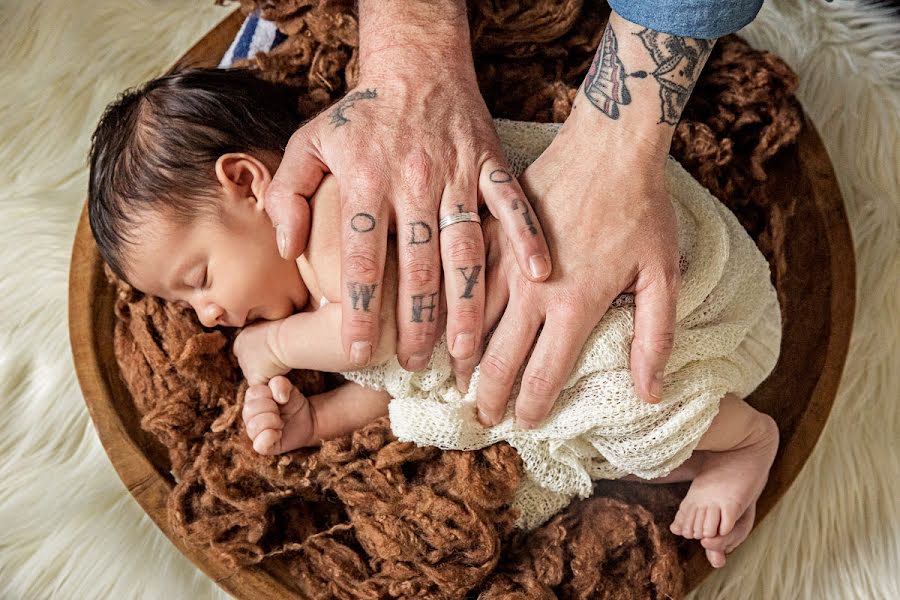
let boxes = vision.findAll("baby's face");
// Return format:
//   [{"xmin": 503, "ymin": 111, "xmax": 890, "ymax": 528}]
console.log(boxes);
[{"xmin": 123, "ymin": 154, "xmax": 309, "ymax": 328}]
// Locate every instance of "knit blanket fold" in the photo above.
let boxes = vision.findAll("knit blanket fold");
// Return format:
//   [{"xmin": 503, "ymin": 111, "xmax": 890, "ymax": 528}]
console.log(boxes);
[{"xmin": 340, "ymin": 119, "xmax": 782, "ymax": 531}]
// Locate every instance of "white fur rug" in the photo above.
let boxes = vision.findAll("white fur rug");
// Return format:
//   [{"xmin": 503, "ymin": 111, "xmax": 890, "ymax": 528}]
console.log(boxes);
[{"xmin": 0, "ymin": 1, "xmax": 897, "ymax": 598}]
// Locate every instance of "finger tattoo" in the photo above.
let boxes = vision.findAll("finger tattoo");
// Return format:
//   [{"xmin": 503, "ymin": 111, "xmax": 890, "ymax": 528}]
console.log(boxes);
[
  {"xmin": 411, "ymin": 292, "xmax": 438, "ymax": 323},
  {"xmin": 329, "ymin": 88, "xmax": 378, "ymax": 128},
  {"xmin": 489, "ymin": 169, "xmax": 513, "ymax": 183},
  {"xmin": 347, "ymin": 282, "xmax": 377, "ymax": 311},
  {"xmin": 408, "ymin": 221, "xmax": 432, "ymax": 245},
  {"xmin": 457, "ymin": 265, "xmax": 482, "ymax": 299},
  {"xmin": 350, "ymin": 213, "xmax": 376, "ymax": 233}
]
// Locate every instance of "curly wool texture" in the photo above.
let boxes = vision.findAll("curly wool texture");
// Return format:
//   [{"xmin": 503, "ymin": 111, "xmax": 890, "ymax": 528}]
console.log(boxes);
[{"xmin": 109, "ymin": 1, "xmax": 803, "ymax": 597}]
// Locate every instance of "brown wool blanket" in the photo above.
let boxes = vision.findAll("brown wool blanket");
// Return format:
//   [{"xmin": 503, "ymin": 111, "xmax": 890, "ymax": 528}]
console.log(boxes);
[{"xmin": 110, "ymin": 1, "xmax": 802, "ymax": 597}]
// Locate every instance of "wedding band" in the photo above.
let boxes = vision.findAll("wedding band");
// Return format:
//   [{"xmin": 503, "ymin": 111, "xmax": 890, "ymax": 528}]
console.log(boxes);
[{"xmin": 438, "ymin": 211, "xmax": 481, "ymax": 231}]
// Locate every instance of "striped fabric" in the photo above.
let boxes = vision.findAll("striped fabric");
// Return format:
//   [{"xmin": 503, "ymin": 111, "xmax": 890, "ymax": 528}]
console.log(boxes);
[{"xmin": 218, "ymin": 12, "xmax": 287, "ymax": 69}]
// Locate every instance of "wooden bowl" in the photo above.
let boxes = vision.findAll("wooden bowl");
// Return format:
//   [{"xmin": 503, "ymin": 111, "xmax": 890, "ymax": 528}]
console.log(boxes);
[{"xmin": 68, "ymin": 9, "xmax": 856, "ymax": 598}]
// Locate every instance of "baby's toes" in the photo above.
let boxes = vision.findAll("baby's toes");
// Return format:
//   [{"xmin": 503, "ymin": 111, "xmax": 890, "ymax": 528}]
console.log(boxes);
[
  {"xmin": 692, "ymin": 506, "xmax": 709, "ymax": 539},
  {"xmin": 670, "ymin": 504, "xmax": 694, "ymax": 538},
  {"xmin": 705, "ymin": 548, "xmax": 727, "ymax": 569},
  {"xmin": 718, "ymin": 499, "xmax": 743, "ymax": 537},
  {"xmin": 702, "ymin": 505, "xmax": 722, "ymax": 539}
]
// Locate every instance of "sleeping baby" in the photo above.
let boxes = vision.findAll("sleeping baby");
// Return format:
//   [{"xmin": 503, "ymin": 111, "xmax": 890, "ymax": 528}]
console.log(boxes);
[{"xmin": 88, "ymin": 67, "xmax": 782, "ymax": 569}]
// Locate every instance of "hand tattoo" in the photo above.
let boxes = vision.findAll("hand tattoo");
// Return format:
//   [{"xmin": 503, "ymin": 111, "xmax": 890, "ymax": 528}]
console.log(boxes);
[
  {"xmin": 350, "ymin": 213, "xmax": 376, "ymax": 233},
  {"xmin": 634, "ymin": 29, "xmax": 713, "ymax": 124},
  {"xmin": 457, "ymin": 266, "xmax": 482, "ymax": 299},
  {"xmin": 348, "ymin": 282, "xmax": 377, "ymax": 311},
  {"xmin": 329, "ymin": 88, "xmax": 378, "ymax": 128},
  {"xmin": 408, "ymin": 221, "xmax": 432, "ymax": 245},
  {"xmin": 411, "ymin": 292, "xmax": 438, "ymax": 323}
]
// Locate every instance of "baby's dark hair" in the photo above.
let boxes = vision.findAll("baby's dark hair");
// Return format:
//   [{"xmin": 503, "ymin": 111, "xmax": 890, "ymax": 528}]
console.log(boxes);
[{"xmin": 88, "ymin": 67, "xmax": 302, "ymax": 280}]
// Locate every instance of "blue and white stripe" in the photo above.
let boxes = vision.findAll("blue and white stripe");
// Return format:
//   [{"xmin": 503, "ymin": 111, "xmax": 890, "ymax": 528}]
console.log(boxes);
[{"xmin": 218, "ymin": 12, "xmax": 288, "ymax": 69}]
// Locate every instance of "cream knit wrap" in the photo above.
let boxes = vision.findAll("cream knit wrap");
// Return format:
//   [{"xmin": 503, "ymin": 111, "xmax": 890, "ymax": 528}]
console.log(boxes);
[{"xmin": 341, "ymin": 119, "xmax": 782, "ymax": 531}]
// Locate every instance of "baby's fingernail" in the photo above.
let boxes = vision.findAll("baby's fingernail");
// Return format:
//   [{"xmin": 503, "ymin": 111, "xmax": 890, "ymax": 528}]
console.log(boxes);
[
  {"xmin": 452, "ymin": 333, "xmax": 474, "ymax": 358},
  {"xmin": 406, "ymin": 353, "xmax": 429, "ymax": 371},
  {"xmin": 529, "ymin": 254, "xmax": 550, "ymax": 279},
  {"xmin": 277, "ymin": 227, "xmax": 288, "ymax": 258},
  {"xmin": 351, "ymin": 341, "xmax": 372, "ymax": 366},
  {"xmin": 650, "ymin": 371, "xmax": 664, "ymax": 401}
]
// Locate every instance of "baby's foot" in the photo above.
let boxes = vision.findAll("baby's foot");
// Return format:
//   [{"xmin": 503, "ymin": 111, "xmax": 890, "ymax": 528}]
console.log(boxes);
[
  {"xmin": 242, "ymin": 375, "xmax": 313, "ymax": 455},
  {"xmin": 669, "ymin": 414, "xmax": 778, "ymax": 566},
  {"xmin": 701, "ymin": 503, "xmax": 756, "ymax": 568}
]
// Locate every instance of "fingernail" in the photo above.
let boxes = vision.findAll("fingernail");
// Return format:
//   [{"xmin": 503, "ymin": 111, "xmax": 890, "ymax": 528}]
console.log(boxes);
[
  {"xmin": 529, "ymin": 254, "xmax": 550, "ymax": 279},
  {"xmin": 650, "ymin": 371, "xmax": 664, "ymax": 401},
  {"xmin": 477, "ymin": 409, "xmax": 494, "ymax": 427},
  {"xmin": 350, "ymin": 341, "xmax": 372, "ymax": 366},
  {"xmin": 516, "ymin": 418, "xmax": 537, "ymax": 430},
  {"xmin": 277, "ymin": 227, "xmax": 288, "ymax": 259},
  {"xmin": 452, "ymin": 333, "xmax": 475, "ymax": 358},
  {"xmin": 406, "ymin": 353, "xmax": 429, "ymax": 371}
]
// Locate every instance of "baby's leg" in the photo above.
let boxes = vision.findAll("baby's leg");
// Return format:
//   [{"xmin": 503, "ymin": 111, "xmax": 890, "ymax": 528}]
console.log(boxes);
[{"xmin": 668, "ymin": 393, "xmax": 779, "ymax": 567}]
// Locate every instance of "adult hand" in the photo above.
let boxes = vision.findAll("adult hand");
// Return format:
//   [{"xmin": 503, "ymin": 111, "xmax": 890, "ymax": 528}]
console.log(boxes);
[
  {"xmin": 475, "ymin": 11, "xmax": 714, "ymax": 428},
  {"xmin": 263, "ymin": 1, "xmax": 550, "ymax": 375}
]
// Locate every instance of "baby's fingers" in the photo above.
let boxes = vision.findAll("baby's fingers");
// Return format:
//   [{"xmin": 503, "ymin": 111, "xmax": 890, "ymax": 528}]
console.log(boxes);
[
  {"xmin": 243, "ymin": 385, "xmax": 278, "ymax": 423},
  {"xmin": 253, "ymin": 428, "xmax": 284, "ymax": 455},
  {"xmin": 246, "ymin": 411, "xmax": 284, "ymax": 441}
]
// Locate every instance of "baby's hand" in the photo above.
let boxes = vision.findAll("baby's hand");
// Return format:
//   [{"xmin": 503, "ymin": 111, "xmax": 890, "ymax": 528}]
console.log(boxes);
[
  {"xmin": 233, "ymin": 320, "xmax": 290, "ymax": 385},
  {"xmin": 242, "ymin": 376, "xmax": 313, "ymax": 455}
]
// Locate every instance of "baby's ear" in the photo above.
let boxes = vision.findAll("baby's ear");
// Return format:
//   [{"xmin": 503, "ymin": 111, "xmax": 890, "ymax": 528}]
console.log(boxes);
[{"xmin": 215, "ymin": 153, "xmax": 273, "ymax": 211}]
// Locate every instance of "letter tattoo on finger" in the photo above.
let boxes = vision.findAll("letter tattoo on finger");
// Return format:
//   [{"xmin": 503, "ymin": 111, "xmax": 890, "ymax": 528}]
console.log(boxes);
[
  {"xmin": 489, "ymin": 169, "xmax": 513, "ymax": 183},
  {"xmin": 457, "ymin": 265, "xmax": 482, "ymax": 299},
  {"xmin": 350, "ymin": 213, "xmax": 376, "ymax": 233},
  {"xmin": 408, "ymin": 221, "xmax": 432, "ymax": 245},
  {"xmin": 348, "ymin": 282, "xmax": 377, "ymax": 311},
  {"xmin": 411, "ymin": 292, "xmax": 438, "ymax": 323}
]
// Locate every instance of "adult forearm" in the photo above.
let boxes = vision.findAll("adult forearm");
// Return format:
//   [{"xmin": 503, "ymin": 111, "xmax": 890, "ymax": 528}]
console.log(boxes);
[{"xmin": 567, "ymin": 10, "xmax": 715, "ymax": 166}]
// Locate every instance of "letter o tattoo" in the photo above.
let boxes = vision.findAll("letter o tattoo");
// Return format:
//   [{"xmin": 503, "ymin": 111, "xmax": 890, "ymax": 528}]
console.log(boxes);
[
  {"xmin": 350, "ymin": 212, "xmax": 376, "ymax": 233},
  {"xmin": 489, "ymin": 169, "xmax": 513, "ymax": 184}
]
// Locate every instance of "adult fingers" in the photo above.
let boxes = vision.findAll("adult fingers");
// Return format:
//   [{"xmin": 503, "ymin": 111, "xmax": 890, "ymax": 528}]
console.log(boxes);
[
  {"xmin": 451, "ymin": 224, "xmax": 510, "ymax": 392},
  {"xmin": 439, "ymin": 179, "xmax": 485, "ymax": 380},
  {"xmin": 630, "ymin": 266, "xmax": 679, "ymax": 403},
  {"xmin": 475, "ymin": 299, "xmax": 541, "ymax": 427},
  {"xmin": 265, "ymin": 124, "xmax": 328, "ymax": 259},
  {"xmin": 340, "ymin": 175, "xmax": 390, "ymax": 368},
  {"xmin": 512, "ymin": 307, "xmax": 599, "ymax": 429},
  {"xmin": 478, "ymin": 158, "xmax": 551, "ymax": 282},
  {"xmin": 394, "ymin": 156, "xmax": 443, "ymax": 371}
]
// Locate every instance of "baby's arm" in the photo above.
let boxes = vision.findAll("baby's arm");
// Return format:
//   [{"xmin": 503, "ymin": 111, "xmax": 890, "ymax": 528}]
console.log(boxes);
[
  {"xmin": 243, "ymin": 376, "xmax": 391, "ymax": 455},
  {"xmin": 234, "ymin": 302, "xmax": 396, "ymax": 384}
]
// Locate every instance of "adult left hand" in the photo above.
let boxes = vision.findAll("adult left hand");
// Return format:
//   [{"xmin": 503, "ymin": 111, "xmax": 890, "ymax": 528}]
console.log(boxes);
[{"xmin": 476, "ymin": 119, "xmax": 680, "ymax": 428}]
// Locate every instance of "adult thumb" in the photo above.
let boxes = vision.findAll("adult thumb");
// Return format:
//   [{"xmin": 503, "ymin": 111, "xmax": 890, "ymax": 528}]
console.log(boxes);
[
  {"xmin": 265, "ymin": 125, "xmax": 328, "ymax": 259},
  {"xmin": 630, "ymin": 269, "xmax": 679, "ymax": 403}
]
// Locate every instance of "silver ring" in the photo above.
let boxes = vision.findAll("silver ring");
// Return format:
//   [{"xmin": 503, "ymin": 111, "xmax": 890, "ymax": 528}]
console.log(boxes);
[{"xmin": 439, "ymin": 211, "xmax": 481, "ymax": 231}]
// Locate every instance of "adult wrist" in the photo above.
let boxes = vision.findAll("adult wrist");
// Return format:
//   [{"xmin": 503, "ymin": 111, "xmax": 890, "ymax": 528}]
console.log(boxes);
[{"xmin": 358, "ymin": 0, "xmax": 473, "ymax": 80}]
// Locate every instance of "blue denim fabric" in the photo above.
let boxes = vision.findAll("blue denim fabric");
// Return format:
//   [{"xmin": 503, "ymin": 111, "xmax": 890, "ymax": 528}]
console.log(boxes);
[{"xmin": 607, "ymin": 0, "xmax": 764, "ymax": 39}]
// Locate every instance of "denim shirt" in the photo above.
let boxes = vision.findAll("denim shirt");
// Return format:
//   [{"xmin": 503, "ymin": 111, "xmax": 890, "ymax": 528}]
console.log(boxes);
[{"xmin": 607, "ymin": 0, "xmax": 765, "ymax": 39}]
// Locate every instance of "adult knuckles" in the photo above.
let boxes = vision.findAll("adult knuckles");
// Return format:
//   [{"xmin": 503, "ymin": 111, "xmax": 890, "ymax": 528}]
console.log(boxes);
[
  {"xmin": 401, "ymin": 258, "xmax": 438, "ymax": 290},
  {"xmin": 445, "ymin": 234, "xmax": 482, "ymax": 264},
  {"xmin": 479, "ymin": 351, "xmax": 516, "ymax": 385},
  {"xmin": 635, "ymin": 331, "xmax": 676, "ymax": 356},
  {"xmin": 345, "ymin": 250, "xmax": 381, "ymax": 279},
  {"xmin": 522, "ymin": 369, "xmax": 559, "ymax": 400}
]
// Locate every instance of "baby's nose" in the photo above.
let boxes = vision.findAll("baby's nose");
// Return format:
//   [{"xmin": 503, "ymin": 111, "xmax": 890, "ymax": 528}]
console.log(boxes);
[{"xmin": 199, "ymin": 303, "xmax": 225, "ymax": 328}]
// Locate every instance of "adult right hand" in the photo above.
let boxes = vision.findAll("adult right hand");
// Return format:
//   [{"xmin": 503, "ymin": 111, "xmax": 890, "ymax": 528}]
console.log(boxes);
[{"xmin": 263, "ymin": 1, "xmax": 551, "ymax": 379}]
